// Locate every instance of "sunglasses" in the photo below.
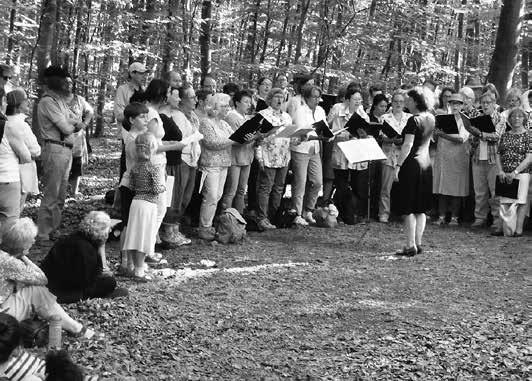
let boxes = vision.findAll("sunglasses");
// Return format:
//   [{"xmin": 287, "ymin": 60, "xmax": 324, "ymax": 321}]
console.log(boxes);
[{"xmin": 2, "ymin": 76, "xmax": 11, "ymax": 81}]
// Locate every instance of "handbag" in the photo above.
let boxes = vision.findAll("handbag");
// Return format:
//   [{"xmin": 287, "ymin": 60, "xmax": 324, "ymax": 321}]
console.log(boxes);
[
  {"xmin": 19, "ymin": 317, "xmax": 49, "ymax": 348},
  {"xmin": 500, "ymin": 203, "xmax": 518, "ymax": 237}
]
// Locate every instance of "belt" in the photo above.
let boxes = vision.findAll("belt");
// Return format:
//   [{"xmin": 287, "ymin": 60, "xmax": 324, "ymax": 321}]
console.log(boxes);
[{"xmin": 44, "ymin": 139, "xmax": 73, "ymax": 149}]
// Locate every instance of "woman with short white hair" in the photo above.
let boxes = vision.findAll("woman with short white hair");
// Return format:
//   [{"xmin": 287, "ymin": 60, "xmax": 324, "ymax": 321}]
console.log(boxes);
[
  {"xmin": 197, "ymin": 93, "xmax": 251, "ymax": 240},
  {"xmin": 0, "ymin": 218, "xmax": 96, "ymax": 339},
  {"xmin": 41, "ymin": 211, "xmax": 128, "ymax": 303}
]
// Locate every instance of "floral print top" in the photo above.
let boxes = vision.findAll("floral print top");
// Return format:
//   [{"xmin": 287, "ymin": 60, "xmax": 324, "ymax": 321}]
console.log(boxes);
[
  {"xmin": 255, "ymin": 107, "xmax": 292, "ymax": 168},
  {"xmin": 0, "ymin": 250, "xmax": 47, "ymax": 305},
  {"xmin": 498, "ymin": 130, "xmax": 532, "ymax": 173}
]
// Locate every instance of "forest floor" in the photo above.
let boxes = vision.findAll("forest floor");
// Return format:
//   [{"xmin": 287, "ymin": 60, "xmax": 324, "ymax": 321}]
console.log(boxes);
[{"xmin": 24, "ymin": 135, "xmax": 530, "ymax": 380}]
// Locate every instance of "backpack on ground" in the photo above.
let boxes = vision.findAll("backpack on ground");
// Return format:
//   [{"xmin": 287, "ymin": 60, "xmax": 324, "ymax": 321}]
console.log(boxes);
[
  {"xmin": 273, "ymin": 198, "xmax": 297, "ymax": 228},
  {"xmin": 215, "ymin": 208, "xmax": 247, "ymax": 244}
]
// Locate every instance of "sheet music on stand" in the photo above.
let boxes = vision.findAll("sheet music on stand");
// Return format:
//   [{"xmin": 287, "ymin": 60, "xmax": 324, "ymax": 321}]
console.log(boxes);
[
  {"xmin": 337, "ymin": 137, "xmax": 387, "ymax": 221},
  {"xmin": 337, "ymin": 137, "xmax": 387, "ymax": 164}
]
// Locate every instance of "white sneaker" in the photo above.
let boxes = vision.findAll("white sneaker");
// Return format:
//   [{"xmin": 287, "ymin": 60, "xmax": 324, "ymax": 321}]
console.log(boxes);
[
  {"xmin": 294, "ymin": 216, "xmax": 309, "ymax": 226},
  {"xmin": 303, "ymin": 211, "xmax": 316, "ymax": 224}
]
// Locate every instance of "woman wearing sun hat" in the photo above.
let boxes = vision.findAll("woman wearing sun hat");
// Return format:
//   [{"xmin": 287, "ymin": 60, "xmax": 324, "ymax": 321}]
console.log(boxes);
[{"xmin": 432, "ymin": 93, "xmax": 471, "ymax": 226}]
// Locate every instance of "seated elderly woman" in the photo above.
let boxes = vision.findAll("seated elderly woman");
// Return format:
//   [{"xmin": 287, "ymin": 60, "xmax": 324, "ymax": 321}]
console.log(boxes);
[
  {"xmin": 41, "ymin": 211, "xmax": 128, "ymax": 303},
  {"xmin": 0, "ymin": 218, "xmax": 95, "ymax": 339}
]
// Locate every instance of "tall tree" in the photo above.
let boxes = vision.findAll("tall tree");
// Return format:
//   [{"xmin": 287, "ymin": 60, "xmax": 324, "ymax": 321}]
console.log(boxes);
[
  {"xmin": 30, "ymin": 0, "xmax": 57, "ymax": 135},
  {"xmin": 487, "ymin": 0, "xmax": 525, "ymax": 100},
  {"xmin": 199, "ymin": 0, "xmax": 212, "ymax": 78}
]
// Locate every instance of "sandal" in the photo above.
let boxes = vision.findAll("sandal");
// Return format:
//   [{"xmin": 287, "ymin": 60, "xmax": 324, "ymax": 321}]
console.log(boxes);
[
  {"xmin": 72, "ymin": 325, "xmax": 97, "ymax": 340},
  {"xmin": 395, "ymin": 246, "xmax": 417, "ymax": 257}
]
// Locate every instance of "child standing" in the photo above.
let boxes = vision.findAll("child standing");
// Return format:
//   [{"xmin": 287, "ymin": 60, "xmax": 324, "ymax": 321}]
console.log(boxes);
[{"xmin": 122, "ymin": 132, "xmax": 165, "ymax": 281}]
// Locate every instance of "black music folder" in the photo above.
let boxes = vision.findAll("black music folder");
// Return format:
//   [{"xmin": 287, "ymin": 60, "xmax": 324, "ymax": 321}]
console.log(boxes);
[
  {"xmin": 435, "ymin": 114, "xmax": 459, "ymax": 134},
  {"xmin": 380, "ymin": 120, "xmax": 401, "ymax": 139},
  {"xmin": 345, "ymin": 112, "xmax": 369, "ymax": 136},
  {"xmin": 313, "ymin": 120, "xmax": 334, "ymax": 138},
  {"xmin": 229, "ymin": 114, "xmax": 275, "ymax": 143},
  {"xmin": 469, "ymin": 115, "xmax": 496, "ymax": 133},
  {"xmin": 495, "ymin": 177, "xmax": 519, "ymax": 199}
]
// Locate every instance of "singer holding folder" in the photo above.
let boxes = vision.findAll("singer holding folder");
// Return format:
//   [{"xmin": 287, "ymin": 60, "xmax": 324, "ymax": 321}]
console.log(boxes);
[
  {"xmin": 328, "ymin": 87, "xmax": 370, "ymax": 225},
  {"xmin": 380, "ymin": 92, "xmax": 411, "ymax": 223},
  {"xmin": 465, "ymin": 91, "xmax": 506, "ymax": 231},
  {"xmin": 255, "ymin": 88, "xmax": 293, "ymax": 230},
  {"xmin": 494, "ymin": 107, "xmax": 532, "ymax": 237},
  {"xmin": 395, "ymin": 89, "xmax": 435, "ymax": 257},
  {"xmin": 432, "ymin": 93, "xmax": 470, "ymax": 226},
  {"xmin": 290, "ymin": 85, "xmax": 327, "ymax": 226}
]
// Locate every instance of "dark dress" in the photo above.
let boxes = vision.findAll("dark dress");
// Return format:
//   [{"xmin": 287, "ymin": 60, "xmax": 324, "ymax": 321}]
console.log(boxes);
[
  {"xmin": 398, "ymin": 112, "xmax": 434, "ymax": 215},
  {"xmin": 40, "ymin": 231, "xmax": 117, "ymax": 304}
]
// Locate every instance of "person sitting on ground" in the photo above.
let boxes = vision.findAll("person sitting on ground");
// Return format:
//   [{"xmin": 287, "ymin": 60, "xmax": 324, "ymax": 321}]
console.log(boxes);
[
  {"xmin": 0, "ymin": 218, "xmax": 96, "ymax": 339},
  {"xmin": 40, "ymin": 211, "xmax": 128, "ymax": 304},
  {"xmin": 0, "ymin": 312, "xmax": 45, "ymax": 380}
]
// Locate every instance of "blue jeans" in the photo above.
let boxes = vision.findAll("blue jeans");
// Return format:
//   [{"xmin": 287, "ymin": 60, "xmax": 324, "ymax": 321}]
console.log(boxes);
[
  {"xmin": 199, "ymin": 167, "xmax": 228, "ymax": 227},
  {"xmin": 221, "ymin": 165, "xmax": 251, "ymax": 214},
  {"xmin": 37, "ymin": 144, "xmax": 72, "ymax": 238},
  {"xmin": 256, "ymin": 166, "xmax": 289, "ymax": 220},
  {"xmin": 290, "ymin": 151, "xmax": 322, "ymax": 215}
]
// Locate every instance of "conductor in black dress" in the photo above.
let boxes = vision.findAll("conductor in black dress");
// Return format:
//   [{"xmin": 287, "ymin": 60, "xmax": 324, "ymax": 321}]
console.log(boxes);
[{"xmin": 395, "ymin": 89, "xmax": 435, "ymax": 256}]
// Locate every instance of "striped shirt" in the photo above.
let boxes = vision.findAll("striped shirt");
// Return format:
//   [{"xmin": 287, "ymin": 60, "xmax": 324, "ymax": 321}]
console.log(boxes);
[{"xmin": 1, "ymin": 351, "xmax": 45, "ymax": 380}]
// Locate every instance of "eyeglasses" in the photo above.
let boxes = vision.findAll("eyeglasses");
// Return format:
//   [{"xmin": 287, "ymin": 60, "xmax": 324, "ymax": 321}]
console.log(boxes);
[
  {"xmin": 2, "ymin": 76, "xmax": 11, "ymax": 81},
  {"xmin": 183, "ymin": 95, "xmax": 197, "ymax": 99}
]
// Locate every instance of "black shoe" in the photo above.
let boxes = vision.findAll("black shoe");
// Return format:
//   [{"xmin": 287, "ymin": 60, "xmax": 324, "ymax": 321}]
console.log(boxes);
[
  {"xmin": 416, "ymin": 245, "xmax": 423, "ymax": 254},
  {"xmin": 490, "ymin": 230, "xmax": 503, "ymax": 236},
  {"xmin": 395, "ymin": 246, "xmax": 417, "ymax": 257}
]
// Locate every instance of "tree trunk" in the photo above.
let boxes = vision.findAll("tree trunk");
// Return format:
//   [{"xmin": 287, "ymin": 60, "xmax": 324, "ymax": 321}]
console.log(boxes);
[
  {"xmin": 259, "ymin": 0, "xmax": 272, "ymax": 63},
  {"xmin": 465, "ymin": 0, "xmax": 480, "ymax": 68},
  {"xmin": 275, "ymin": 0, "xmax": 291, "ymax": 67},
  {"xmin": 162, "ymin": 0, "xmax": 179, "ymax": 73},
  {"xmin": 71, "ymin": 0, "xmax": 85, "ymax": 78},
  {"xmin": 487, "ymin": 0, "xmax": 525, "ymax": 100},
  {"xmin": 199, "ymin": 0, "xmax": 212, "ymax": 78},
  {"xmin": 453, "ymin": 0, "xmax": 466, "ymax": 90},
  {"xmin": 50, "ymin": 0, "xmax": 63, "ymax": 65},
  {"xmin": 31, "ymin": 0, "xmax": 57, "ymax": 137},
  {"xmin": 293, "ymin": 0, "xmax": 311, "ymax": 64},
  {"xmin": 94, "ymin": 2, "xmax": 117, "ymax": 137},
  {"xmin": 244, "ymin": 0, "xmax": 261, "ymax": 64},
  {"xmin": 6, "ymin": 0, "xmax": 17, "ymax": 64}
]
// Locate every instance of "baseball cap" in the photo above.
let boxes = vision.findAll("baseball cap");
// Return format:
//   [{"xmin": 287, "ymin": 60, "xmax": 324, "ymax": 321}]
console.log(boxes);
[
  {"xmin": 6, "ymin": 88, "xmax": 27, "ymax": 107},
  {"xmin": 43, "ymin": 65, "xmax": 69, "ymax": 78},
  {"xmin": 129, "ymin": 62, "xmax": 148, "ymax": 73}
]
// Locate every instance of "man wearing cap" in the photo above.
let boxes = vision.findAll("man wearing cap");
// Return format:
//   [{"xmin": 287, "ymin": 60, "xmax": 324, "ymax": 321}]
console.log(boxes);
[
  {"xmin": 113, "ymin": 62, "xmax": 148, "ymax": 124},
  {"xmin": 36, "ymin": 65, "xmax": 83, "ymax": 241}
]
